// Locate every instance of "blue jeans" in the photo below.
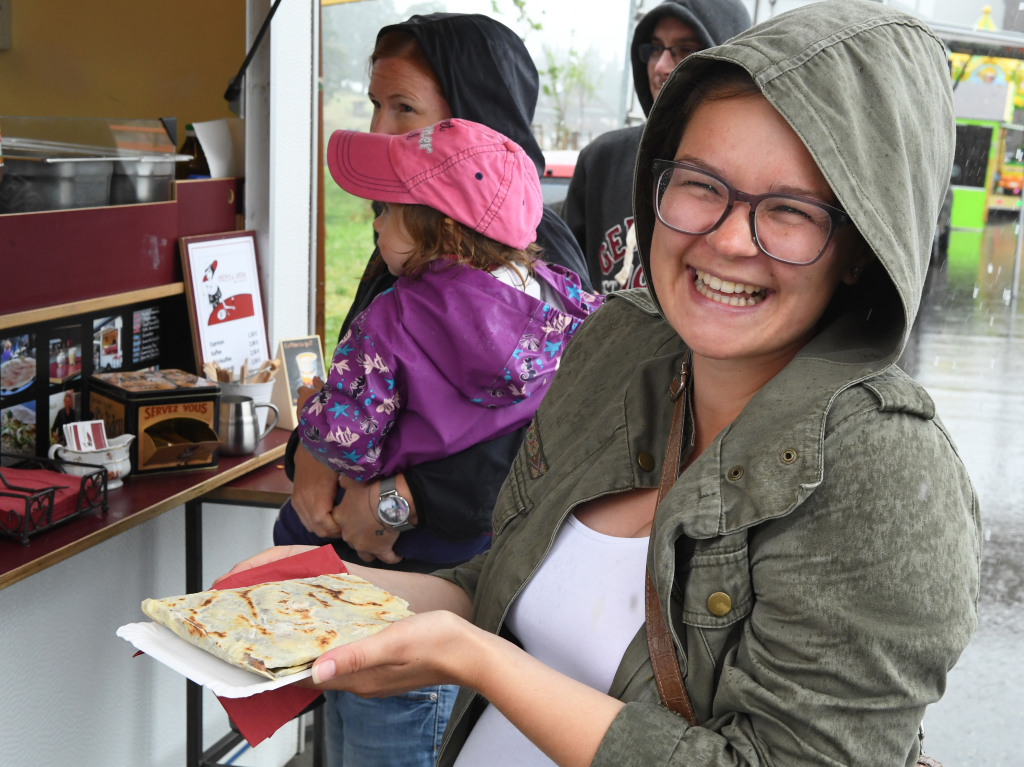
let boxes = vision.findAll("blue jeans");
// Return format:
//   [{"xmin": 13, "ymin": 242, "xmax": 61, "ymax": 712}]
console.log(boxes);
[{"xmin": 324, "ymin": 685, "xmax": 459, "ymax": 767}]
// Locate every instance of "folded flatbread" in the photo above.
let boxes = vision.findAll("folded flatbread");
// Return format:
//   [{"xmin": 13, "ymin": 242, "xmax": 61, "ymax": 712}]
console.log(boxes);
[{"xmin": 141, "ymin": 573, "xmax": 413, "ymax": 680}]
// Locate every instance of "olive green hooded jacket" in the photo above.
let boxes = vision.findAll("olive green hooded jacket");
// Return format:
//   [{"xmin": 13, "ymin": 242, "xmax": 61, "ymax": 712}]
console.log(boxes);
[{"xmin": 434, "ymin": 2, "xmax": 982, "ymax": 765}]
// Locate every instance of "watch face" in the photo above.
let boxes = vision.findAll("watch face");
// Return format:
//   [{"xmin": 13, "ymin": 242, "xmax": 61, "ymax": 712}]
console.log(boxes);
[{"xmin": 378, "ymin": 494, "xmax": 410, "ymax": 526}]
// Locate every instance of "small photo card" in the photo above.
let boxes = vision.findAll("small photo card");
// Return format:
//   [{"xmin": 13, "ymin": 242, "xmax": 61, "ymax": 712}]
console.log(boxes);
[
  {"xmin": 269, "ymin": 336, "xmax": 325, "ymax": 431},
  {"xmin": 64, "ymin": 420, "xmax": 109, "ymax": 453}
]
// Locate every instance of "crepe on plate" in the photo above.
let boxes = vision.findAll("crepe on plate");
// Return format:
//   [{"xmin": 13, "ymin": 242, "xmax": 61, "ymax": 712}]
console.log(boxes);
[
  {"xmin": 141, "ymin": 573, "xmax": 413, "ymax": 680},
  {"xmin": 1, "ymin": 357, "xmax": 36, "ymax": 391}
]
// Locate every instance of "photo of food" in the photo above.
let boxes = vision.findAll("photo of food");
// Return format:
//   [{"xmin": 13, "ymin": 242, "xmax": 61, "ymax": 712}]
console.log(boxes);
[
  {"xmin": 49, "ymin": 327, "xmax": 83, "ymax": 386},
  {"xmin": 1, "ymin": 402, "xmax": 37, "ymax": 457},
  {"xmin": 93, "ymin": 316, "xmax": 123, "ymax": 372},
  {"xmin": 0, "ymin": 334, "xmax": 36, "ymax": 396}
]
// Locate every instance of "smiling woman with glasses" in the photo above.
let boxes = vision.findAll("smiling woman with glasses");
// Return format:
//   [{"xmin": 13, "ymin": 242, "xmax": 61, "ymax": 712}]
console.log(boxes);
[{"xmin": 221, "ymin": 5, "xmax": 979, "ymax": 767}]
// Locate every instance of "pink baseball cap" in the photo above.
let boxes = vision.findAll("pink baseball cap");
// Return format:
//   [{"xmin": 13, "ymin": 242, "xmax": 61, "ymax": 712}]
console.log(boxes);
[{"xmin": 327, "ymin": 118, "xmax": 543, "ymax": 251}]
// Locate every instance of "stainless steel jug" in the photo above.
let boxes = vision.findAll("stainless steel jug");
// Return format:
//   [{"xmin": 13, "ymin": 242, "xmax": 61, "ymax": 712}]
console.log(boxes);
[{"xmin": 218, "ymin": 395, "xmax": 280, "ymax": 456}]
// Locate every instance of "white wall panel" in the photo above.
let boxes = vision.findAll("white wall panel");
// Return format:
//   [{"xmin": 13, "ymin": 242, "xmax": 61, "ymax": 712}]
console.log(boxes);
[{"xmin": 0, "ymin": 503, "xmax": 293, "ymax": 767}]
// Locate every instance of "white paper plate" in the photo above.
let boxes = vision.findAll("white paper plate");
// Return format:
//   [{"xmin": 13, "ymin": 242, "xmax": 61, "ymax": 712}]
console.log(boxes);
[{"xmin": 117, "ymin": 622, "xmax": 312, "ymax": 698}]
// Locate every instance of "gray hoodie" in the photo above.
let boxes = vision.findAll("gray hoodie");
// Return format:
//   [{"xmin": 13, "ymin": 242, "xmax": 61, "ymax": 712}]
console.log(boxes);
[
  {"xmin": 563, "ymin": 0, "xmax": 750, "ymax": 293},
  {"xmin": 435, "ymin": 3, "xmax": 980, "ymax": 765}
]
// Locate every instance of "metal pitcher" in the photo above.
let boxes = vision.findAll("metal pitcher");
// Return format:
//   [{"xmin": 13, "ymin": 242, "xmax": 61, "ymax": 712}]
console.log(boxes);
[{"xmin": 218, "ymin": 395, "xmax": 279, "ymax": 456}]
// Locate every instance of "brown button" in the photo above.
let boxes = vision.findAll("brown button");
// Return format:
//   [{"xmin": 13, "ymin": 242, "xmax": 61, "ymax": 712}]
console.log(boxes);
[
  {"xmin": 727, "ymin": 465, "xmax": 744, "ymax": 481},
  {"xmin": 638, "ymin": 451, "xmax": 655, "ymax": 472},
  {"xmin": 707, "ymin": 592, "xmax": 732, "ymax": 616}
]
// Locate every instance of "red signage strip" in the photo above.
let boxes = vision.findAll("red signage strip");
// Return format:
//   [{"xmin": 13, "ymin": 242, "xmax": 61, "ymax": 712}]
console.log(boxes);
[{"xmin": 0, "ymin": 179, "xmax": 239, "ymax": 316}]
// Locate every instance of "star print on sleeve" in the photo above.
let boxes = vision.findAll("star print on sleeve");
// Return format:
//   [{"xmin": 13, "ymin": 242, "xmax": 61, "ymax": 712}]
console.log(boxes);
[{"xmin": 298, "ymin": 318, "xmax": 403, "ymax": 480}]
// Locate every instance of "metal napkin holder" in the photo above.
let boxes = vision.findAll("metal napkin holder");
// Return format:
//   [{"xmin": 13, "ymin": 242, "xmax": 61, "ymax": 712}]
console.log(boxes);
[{"xmin": 0, "ymin": 453, "xmax": 108, "ymax": 546}]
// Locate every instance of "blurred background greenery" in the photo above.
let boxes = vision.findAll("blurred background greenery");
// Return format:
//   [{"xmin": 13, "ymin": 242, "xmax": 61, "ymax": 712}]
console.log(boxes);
[{"xmin": 324, "ymin": 178, "xmax": 375, "ymax": 346}]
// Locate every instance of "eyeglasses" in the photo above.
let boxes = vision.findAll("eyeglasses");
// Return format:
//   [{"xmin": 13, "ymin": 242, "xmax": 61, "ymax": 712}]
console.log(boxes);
[
  {"xmin": 639, "ymin": 41, "xmax": 703, "ymax": 64},
  {"xmin": 652, "ymin": 160, "xmax": 851, "ymax": 265}
]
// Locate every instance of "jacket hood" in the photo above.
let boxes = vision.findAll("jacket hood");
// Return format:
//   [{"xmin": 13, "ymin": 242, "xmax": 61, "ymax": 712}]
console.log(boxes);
[
  {"xmin": 377, "ymin": 14, "xmax": 547, "ymax": 177},
  {"xmin": 631, "ymin": 0, "xmax": 751, "ymax": 116},
  {"xmin": 633, "ymin": 0, "xmax": 954, "ymax": 373}
]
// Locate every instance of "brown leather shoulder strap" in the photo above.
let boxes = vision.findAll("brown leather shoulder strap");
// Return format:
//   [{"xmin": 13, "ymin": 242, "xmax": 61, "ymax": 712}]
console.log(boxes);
[{"xmin": 645, "ymin": 356, "xmax": 698, "ymax": 726}]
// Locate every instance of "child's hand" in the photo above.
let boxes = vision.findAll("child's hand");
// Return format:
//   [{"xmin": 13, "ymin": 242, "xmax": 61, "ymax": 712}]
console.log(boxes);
[{"xmin": 297, "ymin": 376, "xmax": 325, "ymax": 410}]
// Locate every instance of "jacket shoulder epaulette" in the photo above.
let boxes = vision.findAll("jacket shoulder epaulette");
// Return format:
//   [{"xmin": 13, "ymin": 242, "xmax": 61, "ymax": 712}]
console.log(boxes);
[{"xmin": 860, "ymin": 365, "xmax": 935, "ymax": 419}]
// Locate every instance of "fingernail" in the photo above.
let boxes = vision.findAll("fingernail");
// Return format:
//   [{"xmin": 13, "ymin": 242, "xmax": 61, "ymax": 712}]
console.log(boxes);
[{"xmin": 312, "ymin": 659, "xmax": 336, "ymax": 684}]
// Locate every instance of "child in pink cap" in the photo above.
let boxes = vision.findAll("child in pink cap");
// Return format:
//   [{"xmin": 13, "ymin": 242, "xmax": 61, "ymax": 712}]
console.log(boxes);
[{"xmin": 293, "ymin": 118, "xmax": 601, "ymax": 561}]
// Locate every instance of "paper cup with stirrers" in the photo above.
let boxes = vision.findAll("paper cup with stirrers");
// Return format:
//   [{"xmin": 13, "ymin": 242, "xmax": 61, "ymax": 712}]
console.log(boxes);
[{"xmin": 216, "ymin": 360, "xmax": 281, "ymax": 433}]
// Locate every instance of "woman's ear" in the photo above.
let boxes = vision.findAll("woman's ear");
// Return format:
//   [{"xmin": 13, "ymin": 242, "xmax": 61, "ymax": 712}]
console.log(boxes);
[{"xmin": 841, "ymin": 235, "xmax": 875, "ymax": 285}]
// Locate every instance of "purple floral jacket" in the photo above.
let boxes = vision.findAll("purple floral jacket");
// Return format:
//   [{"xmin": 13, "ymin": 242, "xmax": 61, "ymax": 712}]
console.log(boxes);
[{"xmin": 298, "ymin": 260, "xmax": 602, "ymax": 480}]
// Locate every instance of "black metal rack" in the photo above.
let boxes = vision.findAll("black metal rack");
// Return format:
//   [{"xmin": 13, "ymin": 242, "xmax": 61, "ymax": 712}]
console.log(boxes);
[{"xmin": 0, "ymin": 453, "xmax": 108, "ymax": 545}]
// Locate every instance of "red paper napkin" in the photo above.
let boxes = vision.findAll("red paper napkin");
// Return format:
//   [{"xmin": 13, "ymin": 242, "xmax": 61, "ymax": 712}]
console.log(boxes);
[{"xmin": 212, "ymin": 545, "xmax": 347, "ymax": 747}]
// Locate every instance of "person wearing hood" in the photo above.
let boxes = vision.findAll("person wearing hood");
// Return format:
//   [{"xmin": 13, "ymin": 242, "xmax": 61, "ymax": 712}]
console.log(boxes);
[
  {"xmin": 270, "ymin": 14, "xmax": 595, "ymax": 767},
  {"xmin": 281, "ymin": 14, "xmax": 594, "ymax": 567},
  {"xmin": 563, "ymin": 0, "xmax": 750, "ymax": 293},
  {"xmin": 233, "ymin": 2, "xmax": 981, "ymax": 765}
]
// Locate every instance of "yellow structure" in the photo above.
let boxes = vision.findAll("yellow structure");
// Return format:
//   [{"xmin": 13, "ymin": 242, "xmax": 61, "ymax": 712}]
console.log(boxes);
[
  {"xmin": 0, "ymin": 0, "xmax": 245, "ymax": 149},
  {"xmin": 950, "ymin": 53, "xmax": 1024, "ymax": 109},
  {"xmin": 975, "ymin": 5, "xmax": 998, "ymax": 32}
]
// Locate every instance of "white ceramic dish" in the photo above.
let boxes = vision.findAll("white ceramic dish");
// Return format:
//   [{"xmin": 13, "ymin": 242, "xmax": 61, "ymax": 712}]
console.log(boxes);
[{"xmin": 49, "ymin": 433, "xmax": 135, "ymax": 489}]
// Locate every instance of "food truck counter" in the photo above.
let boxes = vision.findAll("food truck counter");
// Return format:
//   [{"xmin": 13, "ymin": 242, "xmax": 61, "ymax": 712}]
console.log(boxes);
[{"xmin": 0, "ymin": 428, "xmax": 290, "ymax": 591}]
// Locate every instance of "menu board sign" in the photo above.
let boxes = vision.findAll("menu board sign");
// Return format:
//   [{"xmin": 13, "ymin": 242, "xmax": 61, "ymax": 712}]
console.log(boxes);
[
  {"xmin": 132, "ymin": 308, "xmax": 160, "ymax": 365},
  {"xmin": 180, "ymin": 231, "xmax": 270, "ymax": 377}
]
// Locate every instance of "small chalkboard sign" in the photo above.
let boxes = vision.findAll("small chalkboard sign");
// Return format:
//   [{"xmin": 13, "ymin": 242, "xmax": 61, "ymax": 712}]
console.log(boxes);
[{"xmin": 269, "ymin": 336, "xmax": 326, "ymax": 430}]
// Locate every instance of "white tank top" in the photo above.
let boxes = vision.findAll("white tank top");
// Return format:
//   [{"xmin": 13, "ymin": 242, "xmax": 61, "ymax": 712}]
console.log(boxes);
[{"xmin": 453, "ymin": 514, "xmax": 649, "ymax": 767}]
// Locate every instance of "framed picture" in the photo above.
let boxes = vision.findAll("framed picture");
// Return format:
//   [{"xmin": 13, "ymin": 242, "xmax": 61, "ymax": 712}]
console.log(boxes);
[
  {"xmin": 269, "ymin": 336, "xmax": 325, "ymax": 431},
  {"xmin": 93, "ymin": 316, "xmax": 124, "ymax": 372},
  {"xmin": 0, "ymin": 333, "xmax": 36, "ymax": 397},
  {"xmin": 49, "ymin": 326, "xmax": 83, "ymax": 386},
  {"xmin": 0, "ymin": 401, "xmax": 36, "ymax": 458},
  {"xmin": 180, "ymin": 231, "xmax": 270, "ymax": 378}
]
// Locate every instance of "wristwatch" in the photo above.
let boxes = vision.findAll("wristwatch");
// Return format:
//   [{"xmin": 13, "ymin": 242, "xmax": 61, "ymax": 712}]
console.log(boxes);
[{"xmin": 375, "ymin": 476, "xmax": 415, "ymax": 531}]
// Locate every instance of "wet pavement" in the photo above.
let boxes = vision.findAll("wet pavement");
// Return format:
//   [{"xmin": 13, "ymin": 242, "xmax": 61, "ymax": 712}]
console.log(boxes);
[{"xmin": 902, "ymin": 222, "xmax": 1024, "ymax": 765}]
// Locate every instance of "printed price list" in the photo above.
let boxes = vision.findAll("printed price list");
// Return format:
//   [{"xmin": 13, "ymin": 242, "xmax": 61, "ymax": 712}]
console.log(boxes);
[{"xmin": 133, "ymin": 307, "xmax": 161, "ymax": 364}]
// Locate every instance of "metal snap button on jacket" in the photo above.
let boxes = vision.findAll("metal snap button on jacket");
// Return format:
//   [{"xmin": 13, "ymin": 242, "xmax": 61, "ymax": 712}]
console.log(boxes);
[
  {"xmin": 638, "ymin": 451, "xmax": 655, "ymax": 472},
  {"xmin": 727, "ymin": 465, "xmax": 744, "ymax": 481},
  {"xmin": 707, "ymin": 592, "xmax": 732, "ymax": 617}
]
